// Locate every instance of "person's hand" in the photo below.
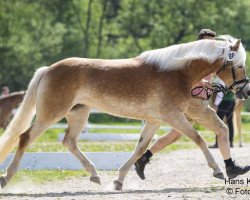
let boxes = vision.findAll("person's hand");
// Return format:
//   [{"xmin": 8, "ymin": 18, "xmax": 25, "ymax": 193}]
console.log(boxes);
[{"xmin": 200, "ymin": 79, "xmax": 212, "ymax": 88}]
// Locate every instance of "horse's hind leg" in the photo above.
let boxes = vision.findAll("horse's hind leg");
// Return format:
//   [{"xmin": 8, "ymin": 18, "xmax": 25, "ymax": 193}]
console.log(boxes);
[
  {"xmin": 63, "ymin": 105, "xmax": 100, "ymax": 184},
  {"xmin": 0, "ymin": 97, "xmax": 73, "ymax": 188},
  {"xmin": 0, "ymin": 121, "xmax": 53, "ymax": 188}
]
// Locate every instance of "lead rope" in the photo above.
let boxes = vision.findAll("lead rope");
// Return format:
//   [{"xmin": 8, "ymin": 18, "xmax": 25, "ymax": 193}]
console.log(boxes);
[
  {"xmin": 225, "ymin": 99, "xmax": 244, "ymax": 122},
  {"xmin": 191, "ymin": 83, "xmax": 230, "ymax": 100}
]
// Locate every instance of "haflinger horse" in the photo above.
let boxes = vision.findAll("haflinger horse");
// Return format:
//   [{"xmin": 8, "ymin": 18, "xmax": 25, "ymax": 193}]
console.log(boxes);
[
  {"xmin": 0, "ymin": 92, "xmax": 26, "ymax": 129},
  {"xmin": 0, "ymin": 37, "xmax": 249, "ymax": 190}
]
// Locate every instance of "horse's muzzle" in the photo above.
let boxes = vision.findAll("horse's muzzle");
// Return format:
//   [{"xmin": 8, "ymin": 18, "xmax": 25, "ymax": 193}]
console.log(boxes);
[
  {"xmin": 235, "ymin": 91, "xmax": 248, "ymax": 100},
  {"xmin": 235, "ymin": 82, "xmax": 250, "ymax": 100},
  {"xmin": 235, "ymin": 88, "xmax": 247, "ymax": 100}
]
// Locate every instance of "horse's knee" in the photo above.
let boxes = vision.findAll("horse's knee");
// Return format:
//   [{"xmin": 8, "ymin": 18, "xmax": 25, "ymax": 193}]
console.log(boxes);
[{"xmin": 216, "ymin": 125, "xmax": 228, "ymax": 138}]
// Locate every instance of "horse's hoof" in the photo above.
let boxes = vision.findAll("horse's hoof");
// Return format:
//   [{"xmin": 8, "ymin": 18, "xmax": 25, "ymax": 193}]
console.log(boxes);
[
  {"xmin": 113, "ymin": 179, "xmax": 123, "ymax": 190},
  {"xmin": 0, "ymin": 176, "xmax": 7, "ymax": 189},
  {"xmin": 239, "ymin": 144, "xmax": 243, "ymax": 147},
  {"xmin": 213, "ymin": 172, "xmax": 225, "ymax": 180},
  {"xmin": 90, "ymin": 176, "xmax": 101, "ymax": 185}
]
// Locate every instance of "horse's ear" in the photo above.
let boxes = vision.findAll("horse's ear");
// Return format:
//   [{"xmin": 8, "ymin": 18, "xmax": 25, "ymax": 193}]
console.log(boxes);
[{"xmin": 231, "ymin": 39, "xmax": 241, "ymax": 51}]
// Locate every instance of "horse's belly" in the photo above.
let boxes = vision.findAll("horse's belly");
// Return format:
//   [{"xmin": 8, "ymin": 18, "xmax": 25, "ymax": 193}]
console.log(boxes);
[{"xmin": 80, "ymin": 97, "xmax": 157, "ymax": 120}]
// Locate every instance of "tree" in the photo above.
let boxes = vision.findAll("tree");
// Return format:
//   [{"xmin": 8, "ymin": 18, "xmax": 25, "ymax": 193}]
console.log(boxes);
[{"xmin": 0, "ymin": 0, "xmax": 250, "ymax": 91}]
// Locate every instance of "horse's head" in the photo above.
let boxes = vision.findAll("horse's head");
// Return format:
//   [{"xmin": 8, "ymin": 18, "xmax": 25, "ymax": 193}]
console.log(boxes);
[{"xmin": 216, "ymin": 36, "xmax": 249, "ymax": 100}]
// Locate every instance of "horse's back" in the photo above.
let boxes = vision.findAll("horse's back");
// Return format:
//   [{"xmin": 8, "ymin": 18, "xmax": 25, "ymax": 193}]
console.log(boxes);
[{"xmin": 50, "ymin": 57, "xmax": 142, "ymax": 70}]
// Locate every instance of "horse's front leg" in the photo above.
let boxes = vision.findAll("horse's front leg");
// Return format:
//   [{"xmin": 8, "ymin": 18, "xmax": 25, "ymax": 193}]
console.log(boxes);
[
  {"xmin": 113, "ymin": 121, "xmax": 160, "ymax": 190},
  {"xmin": 161, "ymin": 110, "xmax": 222, "ymax": 178}
]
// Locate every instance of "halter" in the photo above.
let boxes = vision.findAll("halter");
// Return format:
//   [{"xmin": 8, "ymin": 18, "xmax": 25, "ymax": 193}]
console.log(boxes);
[
  {"xmin": 191, "ymin": 50, "xmax": 249, "ymax": 100},
  {"xmin": 216, "ymin": 59, "xmax": 249, "ymax": 99},
  {"xmin": 215, "ymin": 59, "xmax": 248, "ymax": 121}
]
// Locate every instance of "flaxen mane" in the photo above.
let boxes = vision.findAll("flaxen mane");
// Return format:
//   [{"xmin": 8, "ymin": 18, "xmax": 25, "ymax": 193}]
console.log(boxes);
[{"xmin": 139, "ymin": 39, "xmax": 246, "ymax": 71}]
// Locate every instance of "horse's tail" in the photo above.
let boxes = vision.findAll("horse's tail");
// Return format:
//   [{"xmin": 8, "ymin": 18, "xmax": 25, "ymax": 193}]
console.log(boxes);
[{"xmin": 0, "ymin": 66, "xmax": 48, "ymax": 163}]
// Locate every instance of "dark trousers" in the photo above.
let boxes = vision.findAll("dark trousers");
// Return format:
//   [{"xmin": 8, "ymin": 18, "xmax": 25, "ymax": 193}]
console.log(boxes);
[{"xmin": 216, "ymin": 100, "xmax": 235, "ymax": 143}]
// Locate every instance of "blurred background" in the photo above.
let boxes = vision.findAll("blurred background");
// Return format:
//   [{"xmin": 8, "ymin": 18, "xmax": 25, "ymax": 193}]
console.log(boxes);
[
  {"xmin": 0, "ymin": 0, "xmax": 250, "ymax": 153},
  {"xmin": 1, "ymin": 0, "xmax": 250, "ymax": 90}
]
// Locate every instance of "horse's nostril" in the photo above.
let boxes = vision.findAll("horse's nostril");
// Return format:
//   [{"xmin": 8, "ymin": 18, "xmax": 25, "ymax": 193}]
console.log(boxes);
[{"xmin": 248, "ymin": 90, "xmax": 250, "ymax": 96}]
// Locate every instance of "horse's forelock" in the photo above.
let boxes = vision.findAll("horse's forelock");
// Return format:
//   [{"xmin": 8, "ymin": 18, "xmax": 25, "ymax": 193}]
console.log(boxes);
[
  {"xmin": 217, "ymin": 35, "xmax": 246, "ymax": 67},
  {"xmin": 233, "ymin": 42, "xmax": 246, "ymax": 67}
]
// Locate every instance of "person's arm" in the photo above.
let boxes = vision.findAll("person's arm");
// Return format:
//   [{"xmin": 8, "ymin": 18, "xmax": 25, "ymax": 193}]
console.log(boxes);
[
  {"xmin": 214, "ymin": 92, "xmax": 224, "ymax": 106},
  {"xmin": 213, "ymin": 78, "xmax": 225, "ymax": 110}
]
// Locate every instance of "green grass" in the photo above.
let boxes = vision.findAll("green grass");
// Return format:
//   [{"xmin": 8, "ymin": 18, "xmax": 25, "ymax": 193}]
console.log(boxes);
[
  {"xmin": 0, "ymin": 115, "xmax": 249, "ymax": 185},
  {"xmin": 89, "ymin": 128, "xmax": 139, "ymax": 134},
  {"xmin": 1, "ymin": 142, "xmax": 196, "ymax": 185},
  {"xmin": 1, "ymin": 120, "xmax": 250, "ymax": 153},
  {"xmin": 3, "ymin": 169, "xmax": 88, "ymax": 185},
  {"xmin": 36, "ymin": 129, "xmax": 64, "ymax": 142},
  {"xmin": 27, "ymin": 140, "xmax": 198, "ymax": 153}
]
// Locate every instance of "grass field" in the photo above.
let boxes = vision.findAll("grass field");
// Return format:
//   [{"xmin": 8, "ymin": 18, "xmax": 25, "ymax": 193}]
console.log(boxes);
[
  {"xmin": 0, "ymin": 119, "xmax": 249, "ymax": 185},
  {"xmin": 0, "ymin": 119, "xmax": 250, "ymax": 153},
  {"xmin": 3, "ymin": 169, "xmax": 89, "ymax": 185}
]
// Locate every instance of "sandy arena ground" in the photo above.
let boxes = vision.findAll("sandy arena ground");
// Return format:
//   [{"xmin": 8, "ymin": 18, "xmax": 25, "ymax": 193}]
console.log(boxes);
[{"xmin": 1, "ymin": 146, "xmax": 250, "ymax": 200}]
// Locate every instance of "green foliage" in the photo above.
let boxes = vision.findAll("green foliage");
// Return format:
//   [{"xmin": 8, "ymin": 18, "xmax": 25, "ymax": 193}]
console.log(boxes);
[
  {"xmin": 1, "ymin": 0, "xmax": 250, "ymax": 90},
  {"xmin": 89, "ymin": 113, "xmax": 141, "ymax": 124}
]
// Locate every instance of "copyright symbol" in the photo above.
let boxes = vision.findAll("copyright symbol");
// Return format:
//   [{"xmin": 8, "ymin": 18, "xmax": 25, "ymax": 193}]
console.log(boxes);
[{"xmin": 226, "ymin": 188, "xmax": 233, "ymax": 195}]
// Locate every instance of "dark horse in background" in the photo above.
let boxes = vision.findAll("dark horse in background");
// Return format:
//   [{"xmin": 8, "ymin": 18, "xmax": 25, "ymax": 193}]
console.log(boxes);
[{"xmin": 0, "ymin": 92, "xmax": 25, "ymax": 129}]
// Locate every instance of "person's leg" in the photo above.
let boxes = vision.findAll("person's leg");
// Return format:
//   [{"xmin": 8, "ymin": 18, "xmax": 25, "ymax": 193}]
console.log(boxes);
[
  {"xmin": 135, "ymin": 98, "xmax": 249, "ymax": 181},
  {"xmin": 234, "ymin": 102, "xmax": 243, "ymax": 147},
  {"xmin": 209, "ymin": 101, "xmax": 227, "ymax": 148},
  {"xmin": 186, "ymin": 101, "xmax": 250, "ymax": 179},
  {"xmin": 150, "ymin": 129, "xmax": 182, "ymax": 154},
  {"xmin": 134, "ymin": 129, "xmax": 182, "ymax": 179},
  {"xmin": 225, "ymin": 100, "xmax": 235, "ymax": 147},
  {"xmin": 143, "ymin": 115, "xmax": 194, "ymax": 156},
  {"xmin": 135, "ymin": 99, "xmax": 223, "ymax": 180}
]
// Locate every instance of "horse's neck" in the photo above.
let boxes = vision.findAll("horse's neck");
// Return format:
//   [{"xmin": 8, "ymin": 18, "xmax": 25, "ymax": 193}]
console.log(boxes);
[{"xmin": 183, "ymin": 58, "xmax": 224, "ymax": 86}]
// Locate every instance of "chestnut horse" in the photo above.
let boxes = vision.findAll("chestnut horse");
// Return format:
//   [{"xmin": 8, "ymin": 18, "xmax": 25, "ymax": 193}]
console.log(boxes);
[
  {"xmin": 0, "ymin": 38, "xmax": 249, "ymax": 190},
  {"xmin": 0, "ymin": 92, "xmax": 25, "ymax": 129}
]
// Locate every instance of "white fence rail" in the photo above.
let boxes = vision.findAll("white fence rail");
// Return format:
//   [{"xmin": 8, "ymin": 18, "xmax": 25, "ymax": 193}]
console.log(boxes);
[
  {"xmin": 51, "ymin": 123, "xmax": 172, "ymax": 131},
  {"xmin": 241, "ymin": 112, "xmax": 250, "ymax": 116},
  {"xmin": 0, "ymin": 152, "xmax": 133, "ymax": 170},
  {"xmin": 50, "ymin": 109, "xmax": 250, "ymax": 130},
  {"xmin": 13, "ymin": 108, "xmax": 250, "ymax": 133}
]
